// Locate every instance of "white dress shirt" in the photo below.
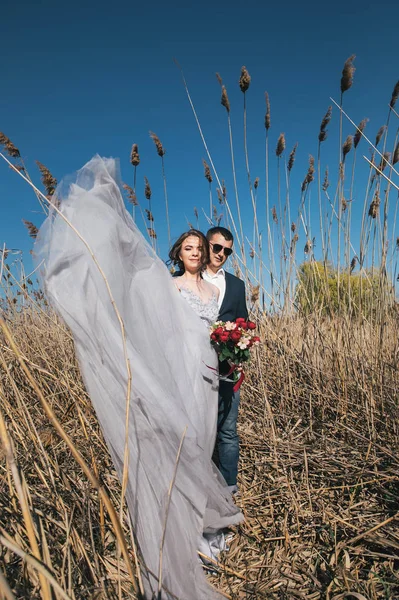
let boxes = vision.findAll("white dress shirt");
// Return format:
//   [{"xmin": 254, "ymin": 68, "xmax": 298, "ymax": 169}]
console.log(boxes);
[{"xmin": 203, "ymin": 268, "xmax": 226, "ymax": 309}]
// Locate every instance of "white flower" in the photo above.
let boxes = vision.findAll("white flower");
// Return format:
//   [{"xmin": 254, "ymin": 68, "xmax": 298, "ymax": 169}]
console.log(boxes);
[
  {"xmin": 224, "ymin": 321, "xmax": 235, "ymax": 331},
  {"xmin": 237, "ymin": 338, "xmax": 250, "ymax": 350}
]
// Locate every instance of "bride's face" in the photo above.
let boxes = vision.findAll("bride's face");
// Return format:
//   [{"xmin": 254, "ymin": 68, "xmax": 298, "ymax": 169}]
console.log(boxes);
[{"xmin": 179, "ymin": 235, "xmax": 204, "ymax": 273}]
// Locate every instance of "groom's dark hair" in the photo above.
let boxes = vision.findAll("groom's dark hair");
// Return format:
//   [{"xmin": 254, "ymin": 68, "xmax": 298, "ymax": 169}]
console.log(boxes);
[{"xmin": 206, "ymin": 227, "xmax": 234, "ymax": 243}]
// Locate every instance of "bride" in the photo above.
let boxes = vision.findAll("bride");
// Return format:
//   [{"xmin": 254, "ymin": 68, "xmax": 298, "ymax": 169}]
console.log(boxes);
[{"xmin": 34, "ymin": 156, "xmax": 243, "ymax": 599}]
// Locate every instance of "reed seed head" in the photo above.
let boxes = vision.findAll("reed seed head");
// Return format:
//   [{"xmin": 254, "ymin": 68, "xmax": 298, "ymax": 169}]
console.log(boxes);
[
  {"xmin": 322, "ymin": 167, "xmax": 330, "ymax": 192},
  {"xmin": 340, "ymin": 54, "xmax": 356, "ymax": 94},
  {"xmin": 350, "ymin": 256, "xmax": 357, "ymax": 273},
  {"xmin": 353, "ymin": 118, "xmax": 368, "ymax": 149},
  {"xmin": 0, "ymin": 132, "xmax": 21, "ymax": 158},
  {"xmin": 301, "ymin": 155, "xmax": 315, "ymax": 191},
  {"xmin": 290, "ymin": 233, "xmax": 299, "ymax": 255},
  {"xmin": 249, "ymin": 248, "xmax": 255, "ymax": 259},
  {"xmin": 221, "ymin": 86, "xmax": 230, "ymax": 113},
  {"xmin": 318, "ymin": 106, "xmax": 332, "ymax": 143},
  {"xmin": 202, "ymin": 159, "xmax": 213, "ymax": 183},
  {"xmin": 216, "ymin": 188, "xmax": 224, "ymax": 204},
  {"xmin": 144, "ymin": 176, "xmax": 152, "ymax": 200},
  {"xmin": 342, "ymin": 135, "xmax": 353, "ymax": 161},
  {"xmin": 378, "ymin": 151, "xmax": 391, "ymax": 172},
  {"xmin": 250, "ymin": 284, "xmax": 260, "ymax": 304},
  {"xmin": 368, "ymin": 190, "xmax": 380, "ymax": 219},
  {"xmin": 390, "ymin": 80, "xmax": 399, "ymax": 109},
  {"xmin": 254, "ymin": 177, "xmax": 259, "ymax": 190},
  {"xmin": 122, "ymin": 184, "xmax": 139, "ymax": 206},
  {"xmin": 145, "ymin": 209, "xmax": 154, "ymax": 222},
  {"xmin": 216, "ymin": 72, "xmax": 223, "ymax": 86},
  {"xmin": 375, "ymin": 125, "xmax": 387, "ymax": 147},
  {"xmin": 213, "ymin": 205, "xmax": 218, "ymax": 219},
  {"xmin": 393, "ymin": 141, "xmax": 399, "ymax": 165},
  {"xmin": 149, "ymin": 132, "xmax": 165, "ymax": 157},
  {"xmin": 22, "ymin": 220, "xmax": 39, "ymax": 239},
  {"xmin": 276, "ymin": 133, "xmax": 285, "ymax": 157},
  {"xmin": 291, "ymin": 222, "xmax": 296, "ymax": 233},
  {"xmin": 264, "ymin": 92, "xmax": 271, "ymax": 130},
  {"xmin": 148, "ymin": 227, "xmax": 157, "ymax": 239},
  {"xmin": 193, "ymin": 207, "xmax": 198, "ymax": 219},
  {"xmin": 341, "ymin": 197, "xmax": 348, "ymax": 212},
  {"xmin": 287, "ymin": 143, "xmax": 298, "ymax": 172},
  {"xmin": 130, "ymin": 143, "xmax": 140, "ymax": 167},
  {"xmin": 239, "ymin": 66, "xmax": 251, "ymax": 93},
  {"xmin": 272, "ymin": 206, "xmax": 278, "ymax": 224},
  {"xmin": 36, "ymin": 161, "xmax": 57, "ymax": 196},
  {"xmin": 304, "ymin": 239, "xmax": 312, "ymax": 254}
]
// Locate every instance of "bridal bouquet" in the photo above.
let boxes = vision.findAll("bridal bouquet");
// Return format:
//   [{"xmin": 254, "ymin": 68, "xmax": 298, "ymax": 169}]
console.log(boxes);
[{"xmin": 209, "ymin": 318, "xmax": 260, "ymax": 391}]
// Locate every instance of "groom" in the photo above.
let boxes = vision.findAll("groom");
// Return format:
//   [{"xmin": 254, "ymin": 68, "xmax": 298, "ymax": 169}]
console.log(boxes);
[{"xmin": 203, "ymin": 227, "xmax": 248, "ymax": 493}]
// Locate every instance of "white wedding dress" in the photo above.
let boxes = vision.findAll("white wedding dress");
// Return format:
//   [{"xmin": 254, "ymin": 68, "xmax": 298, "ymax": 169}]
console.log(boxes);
[{"xmin": 34, "ymin": 156, "xmax": 243, "ymax": 600}]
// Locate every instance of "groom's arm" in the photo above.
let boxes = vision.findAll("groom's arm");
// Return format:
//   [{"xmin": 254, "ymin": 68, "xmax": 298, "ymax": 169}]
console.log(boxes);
[{"xmin": 237, "ymin": 279, "xmax": 248, "ymax": 320}]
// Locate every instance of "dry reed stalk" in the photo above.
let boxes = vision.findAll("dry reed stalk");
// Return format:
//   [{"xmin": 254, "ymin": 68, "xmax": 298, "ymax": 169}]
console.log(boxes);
[
  {"xmin": 353, "ymin": 118, "xmax": 368, "ymax": 149},
  {"xmin": 239, "ymin": 66, "xmax": 251, "ymax": 93},
  {"xmin": 240, "ymin": 65, "xmax": 259, "ymax": 279},
  {"xmin": 375, "ymin": 125, "xmax": 387, "ymax": 147},
  {"xmin": 130, "ymin": 144, "xmax": 140, "ymax": 167},
  {"xmin": 340, "ymin": 55, "xmax": 356, "ymax": 94},
  {"xmin": 0, "ymin": 133, "xmax": 20, "ymax": 158},
  {"xmin": 301, "ymin": 155, "xmax": 315, "ymax": 192},
  {"xmin": 275, "ymin": 133, "xmax": 285, "ymax": 157},
  {"xmin": 318, "ymin": 106, "xmax": 332, "ymax": 143},
  {"xmin": 264, "ymin": 92, "xmax": 271, "ymax": 131},
  {"xmin": 174, "ymin": 60, "xmax": 242, "ymax": 251},
  {"xmin": 0, "ymin": 315, "xmax": 143, "ymax": 597},
  {"xmin": 287, "ymin": 143, "xmax": 298, "ymax": 173},
  {"xmin": 123, "ymin": 183, "xmax": 139, "ymax": 206},
  {"xmin": 342, "ymin": 135, "xmax": 353, "ymax": 161},
  {"xmin": 0, "ymin": 411, "xmax": 52, "ymax": 600},
  {"xmin": 22, "ymin": 220, "xmax": 39, "ymax": 239},
  {"xmin": 389, "ymin": 80, "xmax": 399, "ymax": 109},
  {"xmin": 221, "ymin": 86, "xmax": 230, "ymax": 113},
  {"xmin": 36, "ymin": 161, "xmax": 57, "ymax": 197}
]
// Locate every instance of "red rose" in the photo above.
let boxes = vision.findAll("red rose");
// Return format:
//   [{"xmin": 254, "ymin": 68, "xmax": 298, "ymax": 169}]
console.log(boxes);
[
  {"xmin": 235, "ymin": 318, "xmax": 246, "ymax": 324},
  {"xmin": 230, "ymin": 330, "xmax": 242, "ymax": 342},
  {"xmin": 211, "ymin": 333, "xmax": 217, "ymax": 341},
  {"xmin": 252, "ymin": 336, "xmax": 261, "ymax": 344},
  {"xmin": 214, "ymin": 327, "xmax": 224, "ymax": 336},
  {"xmin": 240, "ymin": 322, "xmax": 248, "ymax": 330},
  {"xmin": 219, "ymin": 333, "xmax": 230, "ymax": 343},
  {"xmin": 247, "ymin": 321, "xmax": 256, "ymax": 330}
]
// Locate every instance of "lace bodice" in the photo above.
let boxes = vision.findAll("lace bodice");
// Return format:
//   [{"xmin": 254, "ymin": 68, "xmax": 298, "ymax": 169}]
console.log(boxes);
[{"xmin": 179, "ymin": 286, "xmax": 219, "ymax": 327}]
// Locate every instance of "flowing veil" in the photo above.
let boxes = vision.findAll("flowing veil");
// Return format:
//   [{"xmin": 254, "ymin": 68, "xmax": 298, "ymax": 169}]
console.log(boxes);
[{"xmin": 34, "ymin": 156, "xmax": 243, "ymax": 599}]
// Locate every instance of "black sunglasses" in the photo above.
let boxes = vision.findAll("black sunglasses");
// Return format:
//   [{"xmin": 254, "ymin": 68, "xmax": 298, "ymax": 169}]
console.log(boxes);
[{"xmin": 210, "ymin": 243, "xmax": 233, "ymax": 257}]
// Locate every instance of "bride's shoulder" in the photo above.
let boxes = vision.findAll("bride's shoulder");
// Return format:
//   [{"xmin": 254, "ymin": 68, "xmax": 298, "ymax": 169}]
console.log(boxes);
[{"xmin": 173, "ymin": 275, "xmax": 184, "ymax": 291}]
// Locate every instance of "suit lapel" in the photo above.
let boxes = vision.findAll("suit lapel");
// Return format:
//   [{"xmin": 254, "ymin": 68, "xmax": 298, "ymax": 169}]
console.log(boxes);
[{"xmin": 219, "ymin": 271, "xmax": 231, "ymax": 317}]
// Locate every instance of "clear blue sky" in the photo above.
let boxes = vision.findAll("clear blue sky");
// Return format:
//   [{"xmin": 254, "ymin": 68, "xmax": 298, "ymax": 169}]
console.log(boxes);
[{"xmin": 1, "ymin": 0, "xmax": 398, "ymax": 287}]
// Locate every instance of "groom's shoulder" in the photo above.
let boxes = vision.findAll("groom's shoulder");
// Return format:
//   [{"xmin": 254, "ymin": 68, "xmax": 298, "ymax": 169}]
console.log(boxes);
[{"xmin": 225, "ymin": 270, "xmax": 246, "ymax": 289}]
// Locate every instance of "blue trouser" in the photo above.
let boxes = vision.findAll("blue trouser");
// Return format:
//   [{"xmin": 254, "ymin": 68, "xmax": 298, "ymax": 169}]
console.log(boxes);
[{"xmin": 215, "ymin": 380, "xmax": 240, "ymax": 486}]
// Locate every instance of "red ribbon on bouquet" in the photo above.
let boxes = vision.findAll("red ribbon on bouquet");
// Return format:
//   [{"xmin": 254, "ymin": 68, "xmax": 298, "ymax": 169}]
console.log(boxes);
[
  {"xmin": 233, "ymin": 369, "xmax": 245, "ymax": 392},
  {"xmin": 204, "ymin": 362, "xmax": 245, "ymax": 392}
]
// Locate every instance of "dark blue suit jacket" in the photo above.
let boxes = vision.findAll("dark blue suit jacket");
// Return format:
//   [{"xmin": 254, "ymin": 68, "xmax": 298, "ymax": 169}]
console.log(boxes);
[{"xmin": 219, "ymin": 271, "xmax": 248, "ymax": 322}]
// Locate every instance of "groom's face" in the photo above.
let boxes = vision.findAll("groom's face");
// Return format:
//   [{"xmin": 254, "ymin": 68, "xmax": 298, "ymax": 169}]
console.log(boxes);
[{"xmin": 208, "ymin": 233, "xmax": 233, "ymax": 271}]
